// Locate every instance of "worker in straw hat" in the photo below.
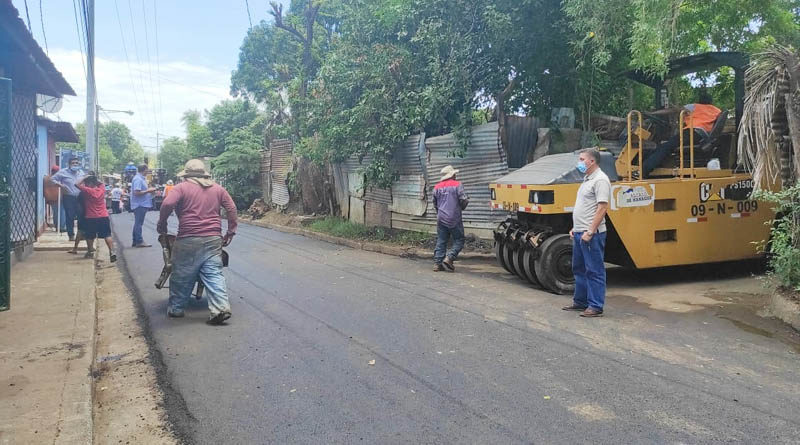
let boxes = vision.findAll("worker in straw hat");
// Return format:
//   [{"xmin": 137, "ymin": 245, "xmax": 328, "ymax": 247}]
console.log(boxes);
[
  {"xmin": 432, "ymin": 165, "xmax": 469, "ymax": 272},
  {"xmin": 157, "ymin": 159, "xmax": 239, "ymax": 325}
]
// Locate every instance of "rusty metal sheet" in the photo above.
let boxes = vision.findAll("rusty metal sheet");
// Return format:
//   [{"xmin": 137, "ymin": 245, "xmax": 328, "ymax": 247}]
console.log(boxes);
[
  {"xmin": 390, "ymin": 174, "xmax": 426, "ymax": 216},
  {"xmin": 364, "ymin": 186, "xmax": 391, "ymax": 205},
  {"xmin": 270, "ymin": 139, "xmax": 292, "ymax": 206}
]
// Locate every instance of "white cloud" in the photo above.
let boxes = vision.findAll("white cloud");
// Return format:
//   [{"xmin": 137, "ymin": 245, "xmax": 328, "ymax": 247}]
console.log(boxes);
[{"xmin": 45, "ymin": 48, "xmax": 233, "ymax": 149}]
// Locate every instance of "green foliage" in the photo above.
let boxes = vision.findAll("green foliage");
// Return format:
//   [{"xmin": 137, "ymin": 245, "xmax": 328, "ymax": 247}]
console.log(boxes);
[
  {"xmin": 210, "ymin": 124, "xmax": 264, "ymax": 209},
  {"xmin": 58, "ymin": 121, "xmax": 147, "ymax": 174},
  {"xmin": 308, "ymin": 216, "xmax": 430, "ymax": 245},
  {"xmin": 754, "ymin": 186, "xmax": 800, "ymax": 290},
  {"xmin": 158, "ymin": 137, "xmax": 190, "ymax": 179},
  {"xmin": 564, "ymin": 0, "xmax": 800, "ymax": 76}
]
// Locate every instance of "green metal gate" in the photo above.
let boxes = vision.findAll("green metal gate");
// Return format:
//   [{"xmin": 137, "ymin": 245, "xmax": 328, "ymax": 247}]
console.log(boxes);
[{"xmin": 0, "ymin": 78, "xmax": 11, "ymax": 311}]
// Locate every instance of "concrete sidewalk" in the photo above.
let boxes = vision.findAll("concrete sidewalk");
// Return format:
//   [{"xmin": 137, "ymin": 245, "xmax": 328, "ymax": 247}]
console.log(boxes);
[{"xmin": 0, "ymin": 237, "xmax": 96, "ymax": 443}]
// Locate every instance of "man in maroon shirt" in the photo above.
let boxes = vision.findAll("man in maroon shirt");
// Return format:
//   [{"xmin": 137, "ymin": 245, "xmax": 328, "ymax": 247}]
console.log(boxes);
[{"xmin": 157, "ymin": 159, "xmax": 238, "ymax": 325}]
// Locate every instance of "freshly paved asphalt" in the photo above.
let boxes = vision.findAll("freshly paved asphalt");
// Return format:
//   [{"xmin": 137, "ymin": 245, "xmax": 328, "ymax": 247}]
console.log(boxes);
[{"xmin": 111, "ymin": 211, "xmax": 800, "ymax": 444}]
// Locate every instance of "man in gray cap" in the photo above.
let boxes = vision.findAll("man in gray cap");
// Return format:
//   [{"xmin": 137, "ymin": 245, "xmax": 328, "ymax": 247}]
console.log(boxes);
[
  {"xmin": 433, "ymin": 165, "xmax": 469, "ymax": 272},
  {"xmin": 157, "ymin": 159, "xmax": 238, "ymax": 325}
]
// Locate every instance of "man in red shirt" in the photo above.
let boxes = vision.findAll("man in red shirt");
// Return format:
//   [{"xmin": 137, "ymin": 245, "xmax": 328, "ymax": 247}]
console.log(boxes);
[
  {"xmin": 157, "ymin": 159, "xmax": 238, "ymax": 325},
  {"xmin": 76, "ymin": 172, "xmax": 116, "ymax": 262}
]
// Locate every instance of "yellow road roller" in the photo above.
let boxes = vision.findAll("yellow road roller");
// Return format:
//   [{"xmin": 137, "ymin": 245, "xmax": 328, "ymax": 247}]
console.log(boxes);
[{"xmin": 489, "ymin": 52, "xmax": 775, "ymax": 294}]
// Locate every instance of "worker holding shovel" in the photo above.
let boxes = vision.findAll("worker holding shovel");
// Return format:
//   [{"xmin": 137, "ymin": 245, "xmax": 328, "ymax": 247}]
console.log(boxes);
[{"xmin": 156, "ymin": 159, "xmax": 238, "ymax": 325}]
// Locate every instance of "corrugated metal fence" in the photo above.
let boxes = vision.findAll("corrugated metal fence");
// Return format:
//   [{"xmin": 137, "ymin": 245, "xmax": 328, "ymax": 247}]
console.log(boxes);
[
  {"xmin": 335, "ymin": 120, "xmax": 535, "ymax": 238},
  {"xmin": 269, "ymin": 139, "xmax": 292, "ymax": 207}
]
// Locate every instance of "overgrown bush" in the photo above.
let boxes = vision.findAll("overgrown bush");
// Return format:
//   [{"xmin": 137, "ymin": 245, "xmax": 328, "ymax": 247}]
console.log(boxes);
[{"xmin": 755, "ymin": 185, "xmax": 800, "ymax": 290}]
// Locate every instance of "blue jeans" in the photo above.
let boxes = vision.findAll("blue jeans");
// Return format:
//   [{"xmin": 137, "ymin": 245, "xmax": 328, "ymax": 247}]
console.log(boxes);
[
  {"xmin": 132, "ymin": 206, "xmax": 150, "ymax": 245},
  {"xmin": 169, "ymin": 236, "xmax": 230, "ymax": 316},
  {"xmin": 434, "ymin": 222, "xmax": 465, "ymax": 264},
  {"xmin": 572, "ymin": 231, "xmax": 607, "ymax": 311},
  {"xmin": 62, "ymin": 195, "xmax": 79, "ymax": 238}
]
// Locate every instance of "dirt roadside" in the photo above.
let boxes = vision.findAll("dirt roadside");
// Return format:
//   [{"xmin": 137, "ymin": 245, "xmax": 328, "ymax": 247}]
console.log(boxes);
[{"xmin": 92, "ymin": 248, "xmax": 179, "ymax": 444}]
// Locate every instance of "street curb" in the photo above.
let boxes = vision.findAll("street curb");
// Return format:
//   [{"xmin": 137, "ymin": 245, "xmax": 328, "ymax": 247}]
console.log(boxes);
[
  {"xmin": 241, "ymin": 218, "xmax": 496, "ymax": 261},
  {"xmin": 768, "ymin": 290, "xmax": 800, "ymax": 331}
]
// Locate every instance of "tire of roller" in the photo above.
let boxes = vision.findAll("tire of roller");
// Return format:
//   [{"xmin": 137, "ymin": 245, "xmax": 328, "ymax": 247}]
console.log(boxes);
[
  {"xmin": 522, "ymin": 248, "xmax": 541, "ymax": 286},
  {"xmin": 495, "ymin": 240, "xmax": 513, "ymax": 273},
  {"xmin": 534, "ymin": 234, "xmax": 576, "ymax": 295}
]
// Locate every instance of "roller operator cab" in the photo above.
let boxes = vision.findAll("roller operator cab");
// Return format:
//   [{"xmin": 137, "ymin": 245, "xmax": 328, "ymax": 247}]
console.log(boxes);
[{"xmin": 489, "ymin": 52, "xmax": 776, "ymax": 295}]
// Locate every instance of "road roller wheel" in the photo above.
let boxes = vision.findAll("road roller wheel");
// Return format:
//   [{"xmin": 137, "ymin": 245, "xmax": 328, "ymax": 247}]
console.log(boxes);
[
  {"xmin": 522, "ymin": 248, "xmax": 540, "ymax": 286},
  {"xmin": 510, "ymin": 246, "xmax": 529, "ymax": 282},
  {"xmin": 494, "ymin": 240, "xmax": 512, "ymax": 273},
  {"xmin": 501, "ymin": 242, "xmax": 517, "ymax": 276},
  {"xmin": 534, "ymin": 234, "xmax": 575, "ymax": 295}
]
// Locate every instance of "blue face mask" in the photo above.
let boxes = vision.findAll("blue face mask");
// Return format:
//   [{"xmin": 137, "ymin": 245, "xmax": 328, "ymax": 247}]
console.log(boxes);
[
  {"xmin": 576, "ymin": 161, "xmax": 588, "ymax": 174},
  {"xmin": 70, "ymin": 166, "xmax": 80, "ymax": 172}
]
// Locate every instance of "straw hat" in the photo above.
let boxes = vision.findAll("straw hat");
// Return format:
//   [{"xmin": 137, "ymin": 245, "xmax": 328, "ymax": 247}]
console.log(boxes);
[
  {"xmin": 177, "ymin": 159, "xmax": 211, "ymax": 178},
  {"xmin": 440, "ymin": 165, "xmax": 459, "ymax": 181}
]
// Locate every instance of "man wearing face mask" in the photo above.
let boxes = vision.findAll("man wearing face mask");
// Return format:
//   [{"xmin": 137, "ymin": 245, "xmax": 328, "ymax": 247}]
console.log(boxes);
[
  {"xmin": 49, "ymin": 157, "xmax": 85, "ymax": 241},
  {"xmin": 563, "ymin": 148, "xmax": 611, "ymax": 318}
]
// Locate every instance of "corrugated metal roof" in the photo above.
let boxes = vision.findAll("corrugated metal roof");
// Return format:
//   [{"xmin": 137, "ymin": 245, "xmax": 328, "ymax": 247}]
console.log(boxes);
[
  {"xmin": 0, "ymin": 0, "xmax": 75, "ymax": 97},
  {"xmin": 393, "ymin": 133, "xmax": 426, "ymax": 175},
  {"xmin": 270, "ymin": 139, "xmax": 292, "ymax": 206}
]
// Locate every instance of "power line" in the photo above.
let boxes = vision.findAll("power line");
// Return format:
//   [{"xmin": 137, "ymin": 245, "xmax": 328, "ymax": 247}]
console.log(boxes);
[
  {"xmin": 153, "ymin": 0, "xmax": 164, "ymax": 141},
  {"xmin": 140, "ymin": 0, "xmax": 161, "ymax": 139},
  {"xmin": 38, "ymin": 0, "xmax": 48, "ymax": 53},
  {"xmin": 71, "ymin": 0, "xmax": 87, "ymax": 81},
  {"xmin": 245, "ymin": 0, "xmax": 253, "ymax": 28},
  {"xmin": 23, "ymin": 0, "xmax": 32, "ymax": 31},
  {"xmin": 126, "ymin": 0, "xmax": 155, "ymax": 138},
  {"xmin": 113, "ymin": 0, "xmax": 144, "ymax": 128}
]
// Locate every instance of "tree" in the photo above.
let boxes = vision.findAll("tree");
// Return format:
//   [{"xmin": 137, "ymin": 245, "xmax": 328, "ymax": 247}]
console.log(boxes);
[
  {"xmin": 183, "ymin": 110, "xmax": 214, "ymax": 157},
  {"xmin": 563, "ymin": 0, "xmax": 800, "ymax": 76},
  {"xmin": 158, "ymin": 137, "xmax": 190, "ymax": 178},
  {"xmin": 205, "ymin": 100, "xmax": 260, "ymax": 156},
  {"xmin": 211, "ymin": 125, "xmax": 264, "ymax": 209},
  {"xmin": 100, "ymin": 121, "xmax": 137, "ymax": 161}
]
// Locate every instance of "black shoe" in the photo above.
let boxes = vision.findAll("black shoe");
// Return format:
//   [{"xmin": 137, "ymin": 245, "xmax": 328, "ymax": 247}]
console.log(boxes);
[
  {"xmin": 443, "ymin": 257, "xmax": 455, "ymax": 271},
  {"xmin": 562, "ymin": 304, "xmax": 588, "ymax": 311},
  {"xmin": 167, "ymin": 309, "xmax": 185, "ymax": 318},
  {"xmin": 207, "ymin": 311, "xmax": 231, "ymax": 325},
  {"xmin": 109, "ymin": 254, "xmax": 117, "ymax": 263},
  {"xmin": 433, "ymin": 264, "xmax": 445, "ymax": 272}
]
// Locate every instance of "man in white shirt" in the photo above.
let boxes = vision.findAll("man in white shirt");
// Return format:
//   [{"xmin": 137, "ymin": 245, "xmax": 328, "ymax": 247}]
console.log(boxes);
[
  {"xmin": 563, "ymin": 148, "xmax": 611, "ymax": 318},
  {"xmin": 110, "ymin": 183, "xmax": 123, "ymax": 214}
]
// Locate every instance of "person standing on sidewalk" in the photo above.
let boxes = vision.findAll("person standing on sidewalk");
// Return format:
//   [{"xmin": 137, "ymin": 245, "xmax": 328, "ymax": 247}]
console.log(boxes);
[
  {"xmin": 110, "ymin": 183, "xmax": 123, "ymax": 214},
  {"xmin": 49, "ymin": 157, "xmax": 85, "ymax": 240},
  {"xmin": 76, "ymin": 172, "xmax": 117, "ymax": 262},
  {"xmin": 131, "ymin": 164, "xmax": 156, "ymax": 248},
  {"xmin": 563, "ymin": 148, "xmax": 611, "ymax": 318},
  {"xmin": 157, "ymin": 159, "xmax": 238, "ymax": 325},
  {"xmin": 432, "ymin": 165, "xmax": 469, "ymax": 272}
]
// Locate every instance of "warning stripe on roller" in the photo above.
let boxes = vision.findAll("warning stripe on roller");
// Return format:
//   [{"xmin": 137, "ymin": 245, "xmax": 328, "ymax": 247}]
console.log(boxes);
[
  {"xmin": 686, "ymin": 217, "xmax": 708, "ymax": 223},
  {"xmin": 730, "ymin": 212, "xmax": 751, "ymax": 218},
  {"xmin": 518, "ymin": 205, "xmax": 542, "ymax": 213},
  {"xmin": 491, "ymin": 202, "xmax": 504, "ymax": 210}
]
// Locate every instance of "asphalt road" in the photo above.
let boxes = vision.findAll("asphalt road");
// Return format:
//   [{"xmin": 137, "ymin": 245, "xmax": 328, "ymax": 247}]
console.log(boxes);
[{"xmin": 111, "ymin": 211, "xmax": 800, "ymax": 444}]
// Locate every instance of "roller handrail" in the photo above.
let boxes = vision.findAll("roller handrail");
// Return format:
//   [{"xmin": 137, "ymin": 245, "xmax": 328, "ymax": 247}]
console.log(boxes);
[
  {"xmin": 626, "ymin": 110, "xmax": 644, "ymax": 181},
  {"xmin": 678, "ymin": 110, "xmax": 696, "ymax": 178}
]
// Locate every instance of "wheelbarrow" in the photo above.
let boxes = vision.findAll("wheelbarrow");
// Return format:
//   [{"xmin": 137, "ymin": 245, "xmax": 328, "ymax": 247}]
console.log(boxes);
[{"xmin": 155, "ymin": 234, "xmax": 229, "ymax": 299}]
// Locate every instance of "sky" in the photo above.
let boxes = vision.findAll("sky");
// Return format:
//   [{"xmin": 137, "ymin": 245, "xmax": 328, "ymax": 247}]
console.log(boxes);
[{"xmin": 11, "ymin": 0, "xmax": 289, "ymax": 149}]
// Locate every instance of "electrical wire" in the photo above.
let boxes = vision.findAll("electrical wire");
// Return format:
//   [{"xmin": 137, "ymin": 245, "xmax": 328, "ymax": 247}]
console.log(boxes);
[
  {"xmin": 140, "ymin": 0, "xmax": 161, "ymax": 140},
  {"xmin": 38, "ymin": 0, "xmax": 48, "ymax": 53},
  {"xmin": 112, "ymin": 0, "xmax": 144, "ymax": 122},
  {"xmin": 127, "ymin": 0, "xmax": 155, "ymax": 138},
  {"xmin": 153, "ymin": 0, "xmax": 164, "ymax": 140},
  {"xmin": 23, "ymin": 0, "xmax": 32, "ymax": 31},
  {"xmin": 71, "ymin": 0, "xmax": 87, "ymax": 81},
  {"xmin": 245, "ymin": 0, "xmax": 253, "ymax": 28}
]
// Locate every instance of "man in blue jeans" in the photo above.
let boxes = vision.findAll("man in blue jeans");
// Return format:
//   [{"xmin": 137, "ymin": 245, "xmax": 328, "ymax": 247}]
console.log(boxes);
[
  {"xmin": 563, "ymin": 148, "xmax": 611, "ymax": 317},
  {"xmin": 130, "ymin": 164, "xmax": 156, "ymax": 247},
  {"xmin": 433, "ymin": 165, "xmax": 469, "ymax": 272}
]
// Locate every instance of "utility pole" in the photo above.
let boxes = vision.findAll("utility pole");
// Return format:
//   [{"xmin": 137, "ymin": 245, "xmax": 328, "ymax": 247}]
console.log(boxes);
[
  {"xmin": 156, "ymin": 132, "xmax": 160, "ymax": 168},
  {"xmin": 85, "ymin": 0, "xmax": 97, "ymax": 173}
]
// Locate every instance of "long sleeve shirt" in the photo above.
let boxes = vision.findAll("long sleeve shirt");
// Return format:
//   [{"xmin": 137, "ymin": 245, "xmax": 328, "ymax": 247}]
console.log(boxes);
[
  {"xmin": 157, "ymin": 181, "xmax": 238, "ymax": 239},
  {"xmin": 433, "ymin": 179, "xmax": 469, "ymax": 228},
  {"xmin": 50, "ymin": 169, "xmax": 84, "ymax": 197}
]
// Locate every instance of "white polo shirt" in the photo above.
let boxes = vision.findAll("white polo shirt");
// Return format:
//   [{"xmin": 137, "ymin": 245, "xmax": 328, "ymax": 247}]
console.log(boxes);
[{"xmin": 572, "ymin": 168, "xmax": 611, "ymax": 233}]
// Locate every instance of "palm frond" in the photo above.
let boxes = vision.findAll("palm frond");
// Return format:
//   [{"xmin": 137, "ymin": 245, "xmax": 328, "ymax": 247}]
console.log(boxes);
[{"xmin": 738, "ymin": 45, "xmax": 798, "ymax": 188}]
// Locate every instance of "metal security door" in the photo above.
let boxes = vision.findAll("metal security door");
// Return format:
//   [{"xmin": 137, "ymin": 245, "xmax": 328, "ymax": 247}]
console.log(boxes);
[{"xmin": 0, "ymin": 78, "xmax": 11, "ymax": 310}]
